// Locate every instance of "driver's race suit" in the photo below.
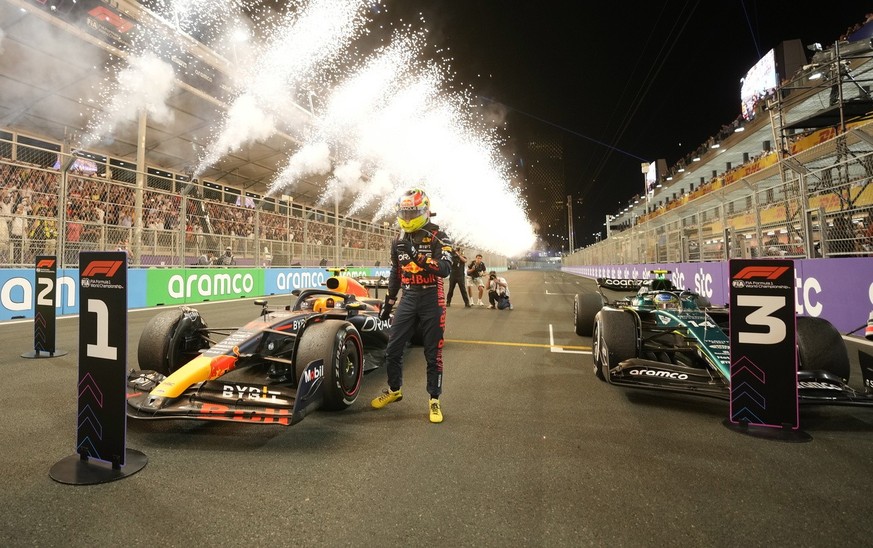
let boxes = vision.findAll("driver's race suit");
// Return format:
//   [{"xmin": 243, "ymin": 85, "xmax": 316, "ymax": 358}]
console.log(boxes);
[{"xmin": 384, "ymin": 221, "xmax": 453, "ymax": 397}]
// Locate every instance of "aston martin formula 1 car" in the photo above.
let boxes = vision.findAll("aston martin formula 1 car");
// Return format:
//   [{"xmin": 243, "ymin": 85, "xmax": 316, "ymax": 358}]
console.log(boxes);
[
  {"xmin": 574, "ymin": 271, "xmax": 873, "ymax": 407},
  {"xmin": 127, "ymin": 272, "xmax": 391, "ymax": 425}
]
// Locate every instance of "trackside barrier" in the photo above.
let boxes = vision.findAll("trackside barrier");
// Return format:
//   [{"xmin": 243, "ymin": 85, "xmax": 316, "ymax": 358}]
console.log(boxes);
[
  {"xmin": 0, "ymin": 266, "xmax": 392, "ymax": 321},
  {"xmin": 563, "ymin": 257, "xmax": 873, "ymax": 335}
]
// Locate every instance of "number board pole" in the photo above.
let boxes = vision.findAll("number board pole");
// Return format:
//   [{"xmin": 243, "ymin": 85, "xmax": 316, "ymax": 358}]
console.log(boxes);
[
  {"xmin": 22, "ymin": 256, "xmax": 68, "ymax": 359},
  {"xmin": 50, "ymin": 251, "xmax": 147, "ymax": 484},
  {"xmin": 726, "ymin": 259, "xmax": 808, "ymax": 441}
]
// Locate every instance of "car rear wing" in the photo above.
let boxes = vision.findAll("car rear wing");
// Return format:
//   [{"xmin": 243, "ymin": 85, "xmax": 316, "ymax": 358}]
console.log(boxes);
[
  {"xmin": 595, "ymin": 278, "xmax": 644, "ymax": 305},
  {"xmin": 596, "ymin": 278, "xmax": 645, "ymax": 292}
]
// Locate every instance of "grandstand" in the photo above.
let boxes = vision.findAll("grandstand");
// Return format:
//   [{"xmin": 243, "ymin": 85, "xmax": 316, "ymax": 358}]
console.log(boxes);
[
  {"xmin": 566, "ymin": 27, "xmax": 873, "ymax": 266},
  {"xmin": 0, "ymin": 148, "xmax": 397, "ymax": 268}
]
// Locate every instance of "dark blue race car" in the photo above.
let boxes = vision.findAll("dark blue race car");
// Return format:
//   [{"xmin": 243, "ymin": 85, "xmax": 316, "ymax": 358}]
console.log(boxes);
[{"xmin": 127, "ymin": 272, "xmax": 391, "ymax": 426}]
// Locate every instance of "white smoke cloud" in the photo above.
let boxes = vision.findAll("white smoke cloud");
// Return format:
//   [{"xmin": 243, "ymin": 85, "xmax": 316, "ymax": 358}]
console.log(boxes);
[
  {"xmin": 82, "ymin": 52, "xmax": 176, "ymax": 148},
  {"xmin": 269, "ymin": 141, "xmax": 332, "ymax": 193},
  {"xmin": 198, "ymin": 94, "xmax": 276, "ymax": 166}
]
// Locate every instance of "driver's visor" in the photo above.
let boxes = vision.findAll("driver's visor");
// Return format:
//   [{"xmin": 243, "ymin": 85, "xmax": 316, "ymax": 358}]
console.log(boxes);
[{"xmin": 397, "ymin": 207, "xmax": 424, "ymax": 221}]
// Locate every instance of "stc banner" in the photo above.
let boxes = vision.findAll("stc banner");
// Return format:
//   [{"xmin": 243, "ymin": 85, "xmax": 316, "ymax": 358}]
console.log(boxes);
[{"xmin": 564, "ymin": 256, "xmax": 873, "ymax": 335}]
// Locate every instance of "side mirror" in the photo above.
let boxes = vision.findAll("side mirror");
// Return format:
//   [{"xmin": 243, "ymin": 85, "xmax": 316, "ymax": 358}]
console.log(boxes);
[{"xmin": 254, "ymin": 299, "xmax": 267, "ymax": 306}]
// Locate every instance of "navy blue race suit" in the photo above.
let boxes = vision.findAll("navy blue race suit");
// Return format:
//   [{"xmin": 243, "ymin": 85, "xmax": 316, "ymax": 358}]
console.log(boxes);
[
  {"xmin": 446, "ymin": 250, "xmax": 470, "ymax": 306},
  {"xmin": 384, "ymin": 222, "xmax": 453, "ymax": 398}
]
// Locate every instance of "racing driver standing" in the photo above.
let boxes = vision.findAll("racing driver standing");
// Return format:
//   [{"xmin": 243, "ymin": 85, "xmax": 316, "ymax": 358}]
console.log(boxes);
[{"xmin": 373, "ymin": 188, "xmax": 453, "ymax": 423}]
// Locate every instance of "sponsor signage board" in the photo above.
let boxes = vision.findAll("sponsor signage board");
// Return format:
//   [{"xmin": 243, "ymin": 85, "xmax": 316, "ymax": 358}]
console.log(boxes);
[
  {"xmin": 728, "ymin": 259, "xmax": 798, "ymax": 429},
  {"xmin": 145, "ymin": 267, "xmax": 264, "ymax": 306},
  {"xmin": 564, "ymin": 256, "xmax": 873, "ymax": 334}
]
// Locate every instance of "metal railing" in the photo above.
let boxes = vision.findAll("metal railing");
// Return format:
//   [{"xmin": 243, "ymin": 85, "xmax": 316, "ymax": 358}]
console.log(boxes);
[
  {"xmin": 566, "ymin": 128, "xmax": 873, "ymax": 267},
  {"xmin": 0, "ymin": 146, "xmax": 397, "ymax": 268},
  {"xmin": 0, "ymin": 141, "xmax": 507, "ymax": 270}
]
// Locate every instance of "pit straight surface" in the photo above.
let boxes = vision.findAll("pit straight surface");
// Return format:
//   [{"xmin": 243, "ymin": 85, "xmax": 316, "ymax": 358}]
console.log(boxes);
[{"xmin": 2, "ymin": 270, "xmax": 873, "ymax": 547}]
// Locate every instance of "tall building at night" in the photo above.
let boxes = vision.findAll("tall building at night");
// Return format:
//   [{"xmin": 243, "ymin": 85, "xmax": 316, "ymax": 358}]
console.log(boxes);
[{"xmin": 519, "ymin": 127, "xmax": 567, "ymax": 250}]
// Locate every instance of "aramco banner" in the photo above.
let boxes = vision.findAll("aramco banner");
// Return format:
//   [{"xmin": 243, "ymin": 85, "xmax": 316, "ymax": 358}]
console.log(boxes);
[{"xmin": 0, "ymin": 267, "xmax": 388, "ymax": 320}]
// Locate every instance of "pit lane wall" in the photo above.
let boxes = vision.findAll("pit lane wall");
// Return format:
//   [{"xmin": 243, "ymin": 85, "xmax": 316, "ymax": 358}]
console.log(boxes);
[
  {"xmin": 0, "ymin": 266, "xmax": 392, "ymax": 321},
  {"xmin": 563, "ymin": 257, "xmax": 873, "ymax": 335}
]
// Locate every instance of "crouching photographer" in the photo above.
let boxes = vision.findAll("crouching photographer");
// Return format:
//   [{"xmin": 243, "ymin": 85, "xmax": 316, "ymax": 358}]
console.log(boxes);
[{"xmin": 487, "ymin": 270, "xmax": 512, "ymax": 310}]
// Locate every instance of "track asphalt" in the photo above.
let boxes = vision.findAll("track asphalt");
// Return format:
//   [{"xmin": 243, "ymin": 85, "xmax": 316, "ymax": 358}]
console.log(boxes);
[{"xmin": 2, "ymin": 269, "xmax": 873, "ymax": 546}]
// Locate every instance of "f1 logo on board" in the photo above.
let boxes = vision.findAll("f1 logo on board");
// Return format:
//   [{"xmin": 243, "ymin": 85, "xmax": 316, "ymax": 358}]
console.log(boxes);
[
  {"xmin": 36, "ymin": 259, "xmax": 56, "ymax": 269},
  {"xmin": 88, "ymin": 6, "xmax": 135, "ymax": 33},
  {"xmin": 82, "ymin": 261, "xmax": 123, "ymax": 278},
  {"xmin": 733, "ymin": 266, "xmax": 790, "ymax": 280}
]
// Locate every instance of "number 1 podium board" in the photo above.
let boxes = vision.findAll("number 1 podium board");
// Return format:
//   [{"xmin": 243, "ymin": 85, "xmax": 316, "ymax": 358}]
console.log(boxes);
[{"xmin": 50, "ymin": 252, "xmax": 146, "ymax": 484}]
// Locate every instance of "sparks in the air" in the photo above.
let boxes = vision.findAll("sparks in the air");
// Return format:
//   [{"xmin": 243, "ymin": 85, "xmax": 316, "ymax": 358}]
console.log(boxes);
[{"xmin": 81, "ymin": 0, "xmax": 537, "ymax": 257}]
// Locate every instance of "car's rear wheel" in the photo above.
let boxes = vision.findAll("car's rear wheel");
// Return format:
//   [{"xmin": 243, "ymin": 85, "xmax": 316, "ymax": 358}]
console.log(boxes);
[
  {"xmin": 296, "ymin": 321, "xmax": 364, "ymax": 410},
  {"xmin": 574, "ymin": 293, "xmax": 603, "ymax": 337},
  {"xmin": 592, "ymin": 309, "xmax": 637, "ymax": 381},
  {"xmin": 137, "ymin": 309, "xmax": 208, "ymax": 375},
  {"xmin": 796, "ymin": 316, "xmax": 850, "ymax": 382}
]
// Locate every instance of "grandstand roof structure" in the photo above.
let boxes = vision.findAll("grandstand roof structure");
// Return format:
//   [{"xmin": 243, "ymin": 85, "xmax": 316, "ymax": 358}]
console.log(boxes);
[{"xmin": 0, "ymin": 0, "xmax": 343, "ymax": 212}]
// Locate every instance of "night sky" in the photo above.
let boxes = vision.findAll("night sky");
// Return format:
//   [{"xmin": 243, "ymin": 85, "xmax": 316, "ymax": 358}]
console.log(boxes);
[{"xmin": 385, "ymin": 1, "xmax": 873, "ymax": 248}]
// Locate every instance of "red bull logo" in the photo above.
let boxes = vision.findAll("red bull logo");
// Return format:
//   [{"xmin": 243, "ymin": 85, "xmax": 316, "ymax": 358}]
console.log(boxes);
[
  {"xmin": 403, "ymin": 273, "xmax": 438, "ymax": 285},
  {"xmin": 209, "ymin": 355, "xmax": 237, "ymax": 379},
  {"xmin": 402, "ymin": 262, "xmax": 424, "ymax": 274}
]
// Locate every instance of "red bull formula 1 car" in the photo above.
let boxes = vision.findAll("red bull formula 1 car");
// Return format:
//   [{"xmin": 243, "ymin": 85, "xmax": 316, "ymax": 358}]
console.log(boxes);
[
  {"xmin": 573, "ymin": 271, "xmax": 873, "ymax": 407},
  {"xmin": 127, "ymin": 271, "xmax": 391, "ymax": 426}
]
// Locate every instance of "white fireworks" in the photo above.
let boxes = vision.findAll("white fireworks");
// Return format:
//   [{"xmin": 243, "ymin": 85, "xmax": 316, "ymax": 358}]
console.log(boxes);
[{"xmin": 81, "ymin": 0, "xmax": 537, "ymax": 256}]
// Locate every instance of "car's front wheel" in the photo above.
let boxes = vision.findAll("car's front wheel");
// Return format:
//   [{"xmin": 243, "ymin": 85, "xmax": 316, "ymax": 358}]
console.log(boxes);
[
  {"xmin": 592, "ymin": 309, "xmax": 637, "ymax": 381},
  {"xmin": 796, "ymin": 315, "xmax": 850, "ymax": 382},
  {"xmin": 296, "ymin": 321, "xmax": 364, "ymax": 410},
  {"xmin": 137, "ymin": 308, "xmax": 209, "ymax": 376},
  {"xmin": 574, "ymin": 293, "xmax": 603, "ymax": 337}
]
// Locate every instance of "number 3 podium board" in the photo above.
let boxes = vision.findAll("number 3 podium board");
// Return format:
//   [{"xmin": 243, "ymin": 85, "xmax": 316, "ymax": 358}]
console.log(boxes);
[{"xmin": 728, "ymin": 259, "xmax": 800, "ymax": 431}]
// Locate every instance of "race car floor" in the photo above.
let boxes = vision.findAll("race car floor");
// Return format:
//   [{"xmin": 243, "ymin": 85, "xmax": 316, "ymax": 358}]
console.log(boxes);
[{"xmin": 2, "ymin": 269, "xmax": 873, "ymax": 547}]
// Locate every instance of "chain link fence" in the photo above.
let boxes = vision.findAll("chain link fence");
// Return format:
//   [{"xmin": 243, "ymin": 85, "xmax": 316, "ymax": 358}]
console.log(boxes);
[{"xmin": 0, "ymin": 140, "xmax": 399, "ymax": 268}]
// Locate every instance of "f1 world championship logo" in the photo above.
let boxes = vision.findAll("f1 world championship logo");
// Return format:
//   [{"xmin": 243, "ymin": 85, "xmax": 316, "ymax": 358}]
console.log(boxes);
[
  {"xmin": 87, "ymin": 6, "xmax": 135, "ymax": 33},
  {"xmin": 82, "ymin": 261, "xmax": 123, "ymax": 278},
  {"xmin": 733, "ymin": 265, "xmax": 791, "ymax": 281}
]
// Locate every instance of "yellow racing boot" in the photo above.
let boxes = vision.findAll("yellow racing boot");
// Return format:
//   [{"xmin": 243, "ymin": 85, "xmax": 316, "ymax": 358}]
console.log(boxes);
[{"xmin": 371, "ymin": 388, "xmax": 402, "ymax": 409}]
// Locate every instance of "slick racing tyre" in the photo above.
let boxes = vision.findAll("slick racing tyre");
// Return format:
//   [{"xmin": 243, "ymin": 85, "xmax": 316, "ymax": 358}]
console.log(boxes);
[
  {"xmin": 296, "ymin": 320, "xmax": 364, "ymax": 410},
  {"xmin": 592, "ymin": 309, "xmax": 637, "ymax": 381},
  {"xmin": 138, "ymin": 308, "xmax": 209, "ymax": 376},
  {"xmin": 574, "ymin": 293, "xmax": 603, "ymax": 337},
  {"xmin": 796, "ymin": 316, "xmax": 850, "ymax": 383}
]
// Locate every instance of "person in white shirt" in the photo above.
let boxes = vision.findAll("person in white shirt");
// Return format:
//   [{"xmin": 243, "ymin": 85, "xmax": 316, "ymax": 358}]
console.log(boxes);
[{"xmin": 10, "ymin": 202, "xmax": 27, "ymax": 264}]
